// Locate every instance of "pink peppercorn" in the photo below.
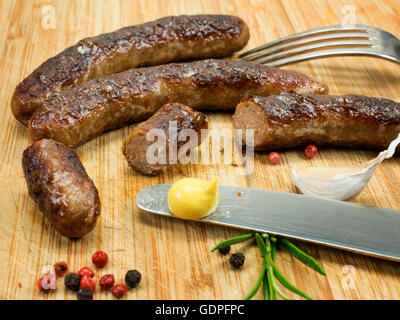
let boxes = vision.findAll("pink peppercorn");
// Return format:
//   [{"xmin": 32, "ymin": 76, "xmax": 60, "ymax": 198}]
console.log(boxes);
[
  {"xmin": 268, "ymin": 152, "xmax": 281, "ymax": 165},
  {"xmin": 92, "ymin": 251, "xmax": 108, "ymax": 268},
  {"xmin": 111, "ymin": 284, "xmax": 128, "ymax": 299},
  {"xmin": 99, "ymin": 274, "xmax": 115, "ymax": 291}
]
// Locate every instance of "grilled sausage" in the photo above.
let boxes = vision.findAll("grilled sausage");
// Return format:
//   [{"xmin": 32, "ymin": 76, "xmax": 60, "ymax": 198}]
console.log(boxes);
[
  {"xmin": 233, "ymin": 91, "xmax": 400, "ymax": 151},
  {"xmin": 28, "ymin": 59, "xmax": 328, "ymax": 148},
  {"xmin": 11, "ymin": 15, "xmax": 250, "ymax": 125},
  {"xmin": 22, "ymin": 139, "xmax": 100, "ymax": 238},
  {"xmin": 122, "ymin": 103, "xmax": 208, "ymax": 176}
]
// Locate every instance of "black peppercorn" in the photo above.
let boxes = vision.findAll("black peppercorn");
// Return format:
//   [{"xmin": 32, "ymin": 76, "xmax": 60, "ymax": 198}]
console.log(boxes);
[
  {"xmin": 77, "ymin": 288, "xmax": 93, "ymax": 300},
  {"xmin": 64, "ymin": 273, "xmax": 81, "ymax": 292},
  {"xmin": 218, "ymin": 245, "xmax": 231, "ymax": 255},
  {"xmin": 229, "ymin": 252, "xmax": 245, "ymax": 269},
  {"xmin": 125, "ymin": 270, "xmax": 142, "ymax": 289}
]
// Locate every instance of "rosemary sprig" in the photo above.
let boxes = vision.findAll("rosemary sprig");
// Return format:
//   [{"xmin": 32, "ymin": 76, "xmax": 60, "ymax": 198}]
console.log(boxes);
[
  {"xmin": 272, "ymin": 264, "xmax": 312, "ymax": 300},
  {"xmin": 212, "ymin": 232, "xmax": 326, "ymax": 300},
  {"xmin": 279, "ymin": 238, "xmax": 326, "ymax": 276},
  {"xmin": 211, "ymin": 233, "xmax": 254, "ymax": 252},
  {"xmin": 244, "ymin": 258, "xmax": 266, "ymax": 300}
]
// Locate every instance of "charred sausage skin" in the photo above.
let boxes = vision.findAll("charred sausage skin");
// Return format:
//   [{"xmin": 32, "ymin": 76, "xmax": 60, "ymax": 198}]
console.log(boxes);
[
  {"xmin": 122, "ymin": 103, "xmax": 208, "ymax": 176},
  {"xmin": 11, "ymin": 15, "xmax": 250, "ymax": 125},
  {"xmin": 22, "ymin": 139, "xmax": 100, "ymax": 238},
  {"xmin": 28, "ymin": 59, "xmax": 328, "ymax": 148},
  {"xmin": 233, "ymin": 91, "xmax": 400, "ymax": 151}
]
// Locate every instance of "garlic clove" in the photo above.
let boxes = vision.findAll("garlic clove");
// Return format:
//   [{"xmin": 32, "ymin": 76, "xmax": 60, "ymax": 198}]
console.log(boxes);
[
  {"xmin": 291, "ymin": 162, "xmax": 378, "ymax": 201},
  {"xmin": 291, "ymin": 133, "xmax": 400, "ymax": 201}
]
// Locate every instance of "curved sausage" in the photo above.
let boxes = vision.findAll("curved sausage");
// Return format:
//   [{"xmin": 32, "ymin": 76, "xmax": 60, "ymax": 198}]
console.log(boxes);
[
  {"xmin": 28, "ymin": 59, "xmax": 328, "ymax": 148},
  {"xmin": 233, "ymin": 91, "xmax": 400, "ymax": 151},
  {"xmin": 122, "ymin": 103, "xmax": 208, "ymax": 176},
  {"xmin": 22, "ymin": 139, "xmax": 100, "ymax": 238},
  {"xmin": 11, "ymin": 15, "xmax": 250, "ymax": 125}
]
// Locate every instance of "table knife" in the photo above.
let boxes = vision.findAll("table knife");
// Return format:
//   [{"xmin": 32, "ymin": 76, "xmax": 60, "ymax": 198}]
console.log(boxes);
[{"xmin": 136, "ymin": 184, "xmax": 400, "ymax": 261}]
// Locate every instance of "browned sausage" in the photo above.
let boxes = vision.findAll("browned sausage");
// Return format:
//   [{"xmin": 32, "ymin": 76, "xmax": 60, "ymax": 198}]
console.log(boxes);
[
  {"xmin": 22, "ymin": 139, "xmax": 100, "ymax": 238},
  {"xmin": 233, "ymin": 91, "xmax": 400, "ymax": 151},
  {"xmin": 122, "ymin": 103, "xmax": 208, "ymax": 176},
  {"xmin": 11, "ymin": 15, "xmax": 250, "ymax": 125},
  {"xmin": 28, "ymin": 59, "xmax": 328, "ymax": 148}
]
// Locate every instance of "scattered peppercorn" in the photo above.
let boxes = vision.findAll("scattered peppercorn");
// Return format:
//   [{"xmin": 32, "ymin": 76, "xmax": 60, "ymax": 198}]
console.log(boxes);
[
  {"xmin": 92, "ymin": 251, "xmax": 108, "ymax": 268},
  {"xmin": 64, "ymin": 273, "xmax": 81, "ymax": 292},
  {"xmin": 80, "ymin": 275, "xmax": 96, "ymax": 292},
  {"xmin": 78, "ymin": 266, "xmax": 95, "ymax": 278},
  {"xmin": 54, "ymin": 261, "xmax": 68, "ymax": 277},
  {"xmin": 77, "ymin": 288, "xmax": 93, "ymax": 300},
  {"xmin": 229, "ymin": 252, "xmax": 245, "ymax": 269},
  {"xmin": 268, "ymin": 152, "xmax": 281, "ymax": 165},
  {"xmin": 37, "ymin": 274, "xmax": 53, "ymax": 293},
  {"xmin": 125, "ymin": 270, "xmax": 142, "ymax": 289},
  {"xmin": 99, "ymin": 274, "xmax": 115, "ymax": 291},
  {"xmin": 218, "ymin": 245, "xmax": 231, "ymax": 255},
  {"xmin": 304, "ymin": 144, "xmax": 318, "ymax": 159},
  {"xmin": 111, "ymin": 284, "xmax": 128, "ymax": 299}
]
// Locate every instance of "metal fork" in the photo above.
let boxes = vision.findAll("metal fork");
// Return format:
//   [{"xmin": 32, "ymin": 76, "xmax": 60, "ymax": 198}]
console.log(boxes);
[{"xmin": 239, "ymin": 25, "xmax": 400, "ymax": 67}]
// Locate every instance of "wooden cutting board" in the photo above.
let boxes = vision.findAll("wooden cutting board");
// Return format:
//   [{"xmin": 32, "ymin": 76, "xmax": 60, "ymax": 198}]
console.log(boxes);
[{"xmin": 1, "ymin": 0, "xmax": 400, "ymax": 300}]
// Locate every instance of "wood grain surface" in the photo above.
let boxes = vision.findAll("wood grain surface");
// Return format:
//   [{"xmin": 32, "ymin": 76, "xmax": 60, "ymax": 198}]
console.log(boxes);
[{"xmin": 1, "ymin": 0, "xmax": 400, "ymax": 300}]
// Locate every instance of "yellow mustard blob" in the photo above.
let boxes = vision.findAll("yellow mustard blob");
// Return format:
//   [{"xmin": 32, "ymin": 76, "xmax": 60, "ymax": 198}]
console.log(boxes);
[{"xmin": 168, "ymin": 177, "xmax": 220, "ymax": 220}]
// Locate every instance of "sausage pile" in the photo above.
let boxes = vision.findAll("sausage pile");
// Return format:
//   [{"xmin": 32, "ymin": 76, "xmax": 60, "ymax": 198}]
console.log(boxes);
[
  {"xmin": 13, "ymin": 15, "xmax": 400, "ymax": 237},
  {"xmin": 16, "ymin": 14, "xmax": 253, "ymax": 237}
]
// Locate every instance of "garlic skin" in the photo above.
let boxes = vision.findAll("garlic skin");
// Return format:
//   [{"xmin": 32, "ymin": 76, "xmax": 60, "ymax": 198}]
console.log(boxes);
[{"xmin": 291, "ymin": 133, "xmax": 400, "ymax": 201}]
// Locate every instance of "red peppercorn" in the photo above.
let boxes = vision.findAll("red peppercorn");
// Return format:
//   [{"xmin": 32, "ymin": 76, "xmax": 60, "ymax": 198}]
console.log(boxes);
[
  {"xmin": 54, "ymin": 261, "xmax": 68, "ymax": 277},
  {"xmin": 304, "ymin": 144, "xmax": 318, "ymax": 159},
  {"xmin": 37, "ymin": 275, "xmax": 49, "ymax": 293},
  {"xmin": 268, "ymin": 152, "xmax": 281, "ymax": 165},
  {"xmin": 37, "ymin": 273, "xmax": 55, "ymax": 293},
  {"xmin": 80, "ymin": 275, "xmax": 96, "ymax": 292},
  {"xmin": 111, "ymin": 284, "xmax": 128, "ymax": 299},
  {"xmin": 78, "ymin": 266, "xmax": 95, "ymax": 278},
  {"xmin": 99, "ymin": 274, "xmax": 115, "ymax": 291},
  {"xmin": 92, "ymin": 251, "xmax": 108, "ymax": 268}
]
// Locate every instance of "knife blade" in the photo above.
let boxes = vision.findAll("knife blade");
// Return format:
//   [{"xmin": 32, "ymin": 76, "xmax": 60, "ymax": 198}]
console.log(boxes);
[{"xmin": 136, "ymin": 184, "xmax": 400, "ymax": 261}]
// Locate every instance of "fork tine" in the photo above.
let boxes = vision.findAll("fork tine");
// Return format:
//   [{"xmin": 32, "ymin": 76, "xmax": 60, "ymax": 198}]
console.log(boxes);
[
  {"xmin": 252, "ymin": 40, "xmax": 373, "ymax": 65},
  {"xmin": 243, "ymin": 32, "xmax": 371, "ymax": 62},
  {"xmin": 262, "ymin": 48, "xmax": 396, "ymax": 67},
  {"xmin": 239, "ymin": 24, "xmax": 374, "ymax": 58}
]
